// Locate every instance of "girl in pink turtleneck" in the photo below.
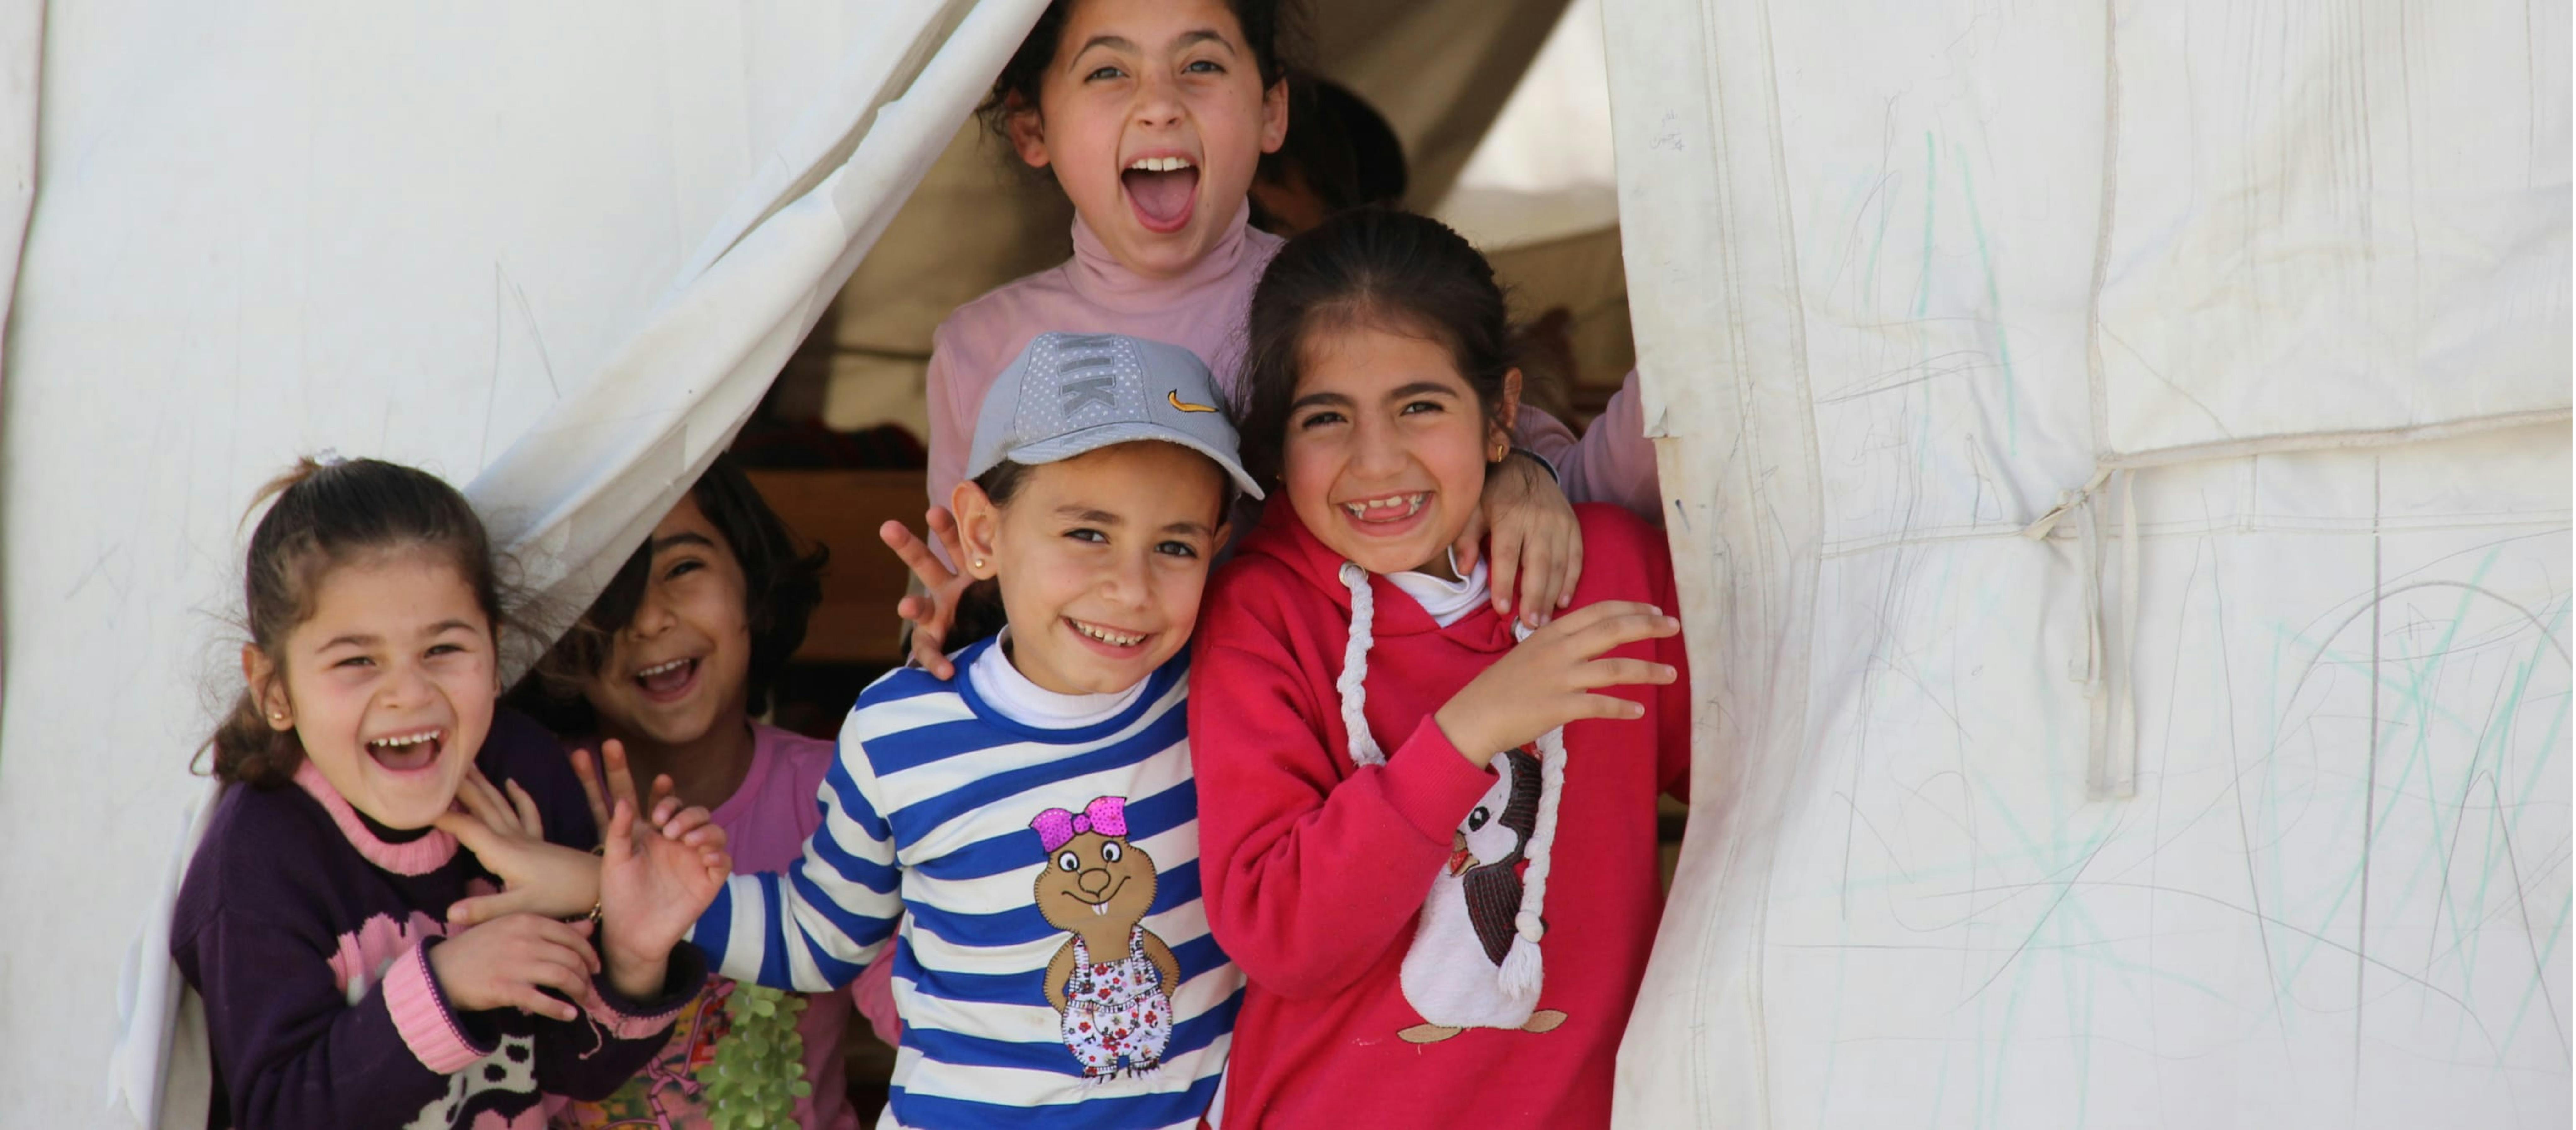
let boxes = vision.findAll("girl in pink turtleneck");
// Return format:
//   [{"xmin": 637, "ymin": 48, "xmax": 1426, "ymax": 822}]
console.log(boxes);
[{"xmin": 884, "ymin": 0, "xmax": 1660, "ymax": 681}]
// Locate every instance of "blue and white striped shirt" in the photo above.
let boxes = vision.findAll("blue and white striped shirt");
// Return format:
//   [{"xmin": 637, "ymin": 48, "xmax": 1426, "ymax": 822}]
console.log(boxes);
[{"xmin": 689, "ymin": 640, "xmax": 1239, "ymax": 1129}]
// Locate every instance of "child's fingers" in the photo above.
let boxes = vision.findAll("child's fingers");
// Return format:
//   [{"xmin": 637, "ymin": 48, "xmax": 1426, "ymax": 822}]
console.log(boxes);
[
  {"xmin": 601, "ymin": 740, "xmax": 642, "ymax": 816},
  {"xmin": 570, "ymin": 748, "xmax": 614, "ymax": 833},
  {"xmin": 910, "ymin": 626, "xmax": 955, "ymax": 681},
  {"xmin": 1515, "ymin": 538, "xmax": 1562, "ymax": 629},
  {"xmin": 877, "ymin": 518, "xmax": 919, "ymax": 557},
  {"xmin": 882, "ymin": 517, "xmax": 958, "ymax": 590},
  {"xmin": 1572, "ymin": 656, "xmax": 1680, "ymax": 692},
  {"xmin": 452, "ymin": 769, "xmax": 513, "ymax": 831},
  {"xmin": 656, "ymin": 805, "xmax": 708, "ymax": 838},
  {"xmin": 648, "ymin": 775, "xmax": 679, "ymax": 825},
  {"xmin": 431, "ymin": 810, "xmax": 503, "ymax": 859},
  {"xmin": 660, "ymin": 806, "xmax": 719, "ymax": 840},
  {"xmin": 526, "ymin": 916, "xmax": 602, "ymax": 968},
  {"xmin": 509, "ymin": 981, "xmax": 584, "ymax": 1023},
  {"xmin": 1563, "ymin": 609, "xmax": 1682, "ymax": 659},
  {"xmin": 509, "ymin": 964, "xmax": 588, "ymax": 1022},
  {"xmin": 927, "ymin": 506, "xmax": 967, "ymax": 568},
  {"xmin": 1449, "ymin": 517, "xmax": 1484, "ymax": 580},
  {"xmin": 520, "ymin": 939, "xmax": 596, "ymax": 997},
  {"xmin": 442, "ymin": 887, "xmax": 529, "ymax": 928},
  {"xmin": 1488, "ymin": 525, "xmax": 1525, "ymax": 618},
  {"xmin": 1529, "ymin": 599, "xmax": 1657, "ymax": 639},
  {"xmin": 603, "ymin": 798, "xmax": 637, "ymax": 866},
  {"xmin": 1557, "ymin": 537, "xmax": 1585, "ymax": 609},
  {"xmin": 1570, "ymin": 691, "xmax": 1651, "ymax": 723},
  {"xmin": 504, "ymin": 779, "xmax": 545, "ymax": 841},
  {"xmin": 650, "ymin": 794, "xmax": 686, "ymax": 828}
]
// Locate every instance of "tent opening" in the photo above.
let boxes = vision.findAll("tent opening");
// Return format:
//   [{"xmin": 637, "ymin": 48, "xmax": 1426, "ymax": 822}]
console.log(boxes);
[{"xmin": 681, "ymin": 2, "xmax": 1648, "ymax": 1116}]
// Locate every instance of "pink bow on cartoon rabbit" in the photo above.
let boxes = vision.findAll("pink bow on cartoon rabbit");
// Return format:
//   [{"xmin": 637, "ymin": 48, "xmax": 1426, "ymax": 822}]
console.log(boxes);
[{"xmin": 1031, "ymin": 796, "xmax": 1127, "ymax": 852}]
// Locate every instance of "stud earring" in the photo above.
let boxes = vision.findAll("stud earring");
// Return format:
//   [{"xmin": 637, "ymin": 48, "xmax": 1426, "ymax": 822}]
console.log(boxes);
[
  {"xmin": 267, "ymin": 711, "xmax": 287, "ymax": 723},
  {"xmin": 973, "ymin": 558, "xmax": 986, "ymax": 571}
]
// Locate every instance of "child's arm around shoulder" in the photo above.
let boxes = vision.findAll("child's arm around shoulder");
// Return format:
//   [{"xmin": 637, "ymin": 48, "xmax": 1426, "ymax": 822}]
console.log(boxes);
[
  {"xmin": 1188, "ymin": 565, "xmax": 1507, "ymax": 999},
  {"xmin": 1524, "ymin": 371, "xmax": 1664, "ymax": 521}
]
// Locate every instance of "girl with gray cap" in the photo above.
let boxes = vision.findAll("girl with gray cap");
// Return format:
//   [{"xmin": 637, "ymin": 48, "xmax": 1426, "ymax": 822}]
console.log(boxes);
[{"xmin": 658, "ymin": 332, "xmax": 1259, "ymax": 1129}]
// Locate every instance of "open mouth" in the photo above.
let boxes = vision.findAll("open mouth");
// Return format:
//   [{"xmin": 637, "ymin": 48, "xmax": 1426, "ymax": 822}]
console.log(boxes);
[
  {"xmin": 1122, "ymin": 154, "xmax": 1199, "ymax": 234},
  {"xmin": 1336, "ymin": 491, "xmax": 1435, "ymax": 539},
  {"xmin": 1340, "ymin": 492, "xmax": 1428, "ymax": 523},
  {"xmin": 1066, "ymin": 617, "xmax": 1152, "ymax": 655},
  {"xmin": 364, "ymin": 728, "xmax": 445, "ymax": 773},
  {"xmin": 633, "ymin": 656, "xmax": 700, "ymax": 704}
]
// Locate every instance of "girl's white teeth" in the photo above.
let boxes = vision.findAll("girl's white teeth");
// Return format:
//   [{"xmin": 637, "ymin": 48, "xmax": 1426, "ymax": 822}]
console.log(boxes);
[
  {"xmin": 1126, "ymin": 155, "xmax": 1194, "ymax": 172},
  {"xmin": 1071, "ymin": 620, "xmax": 1143, "ymax": 647},
  {"xmin": 1343, "ymin": 493, "xmax": 1427, "ymax": 519},
  {"xmin": 368, "ymin": 730, "xmax": 440, "ymax": 749},
  {"xmin": 637, "ymin": 658, "xmax": 689, "ymax": 677}
]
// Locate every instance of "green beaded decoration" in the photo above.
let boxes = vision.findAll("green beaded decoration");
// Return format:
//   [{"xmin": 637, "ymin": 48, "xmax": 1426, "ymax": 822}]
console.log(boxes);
[{"xmin": 704, "ymin": 984, "xmax": 813, "ymax": 1130}]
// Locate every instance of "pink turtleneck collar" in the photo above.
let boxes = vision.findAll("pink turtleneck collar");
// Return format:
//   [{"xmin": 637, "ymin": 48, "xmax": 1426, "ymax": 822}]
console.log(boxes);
[
  {"xmin": 293, "ymin": 761, "xmax": 461, "ymax": 876},
  {"xmin": 1065, "ymin": 200, "xmax": 1269, "ymax": 316}
]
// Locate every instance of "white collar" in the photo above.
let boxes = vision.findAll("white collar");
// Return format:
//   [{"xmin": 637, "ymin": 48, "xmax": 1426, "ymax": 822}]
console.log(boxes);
[
  {"xmin": 1385, "ymin": 549, "xmax": 1492, "ymax": 628},
  {"xmin": 967, "ymin": 628, "xmax": 1151, "ymax": 728}
]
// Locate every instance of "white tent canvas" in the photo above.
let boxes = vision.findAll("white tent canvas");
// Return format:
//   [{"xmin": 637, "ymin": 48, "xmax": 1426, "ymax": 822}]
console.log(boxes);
[
  {"xmin": 0, "ymin": 0, "xmax": 2564, "ymax": 1127},
  {"xmin": 1604, "ymin": 0, "xmax": 2571, "ymax": 1126}
]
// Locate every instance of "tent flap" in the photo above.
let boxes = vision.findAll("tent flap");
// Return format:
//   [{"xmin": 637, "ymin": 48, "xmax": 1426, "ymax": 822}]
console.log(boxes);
[
  {"xmin": 0, "ymin": 3, "xmax": 1038, "ymax": 1124},
  {"xmin": 1607, "ymin": 0, "xmax": 2571, "ymax": 1126},
  {"xmin": 2095, "ymin": 0, "xmax": 2574, "ymax": 461}
]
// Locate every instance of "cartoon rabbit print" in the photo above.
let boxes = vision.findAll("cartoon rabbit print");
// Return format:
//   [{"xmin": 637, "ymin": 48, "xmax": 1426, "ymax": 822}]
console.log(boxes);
[{"xmin": 1033, "ymin": 796, "xmax": 1182, "ymax": 1078}]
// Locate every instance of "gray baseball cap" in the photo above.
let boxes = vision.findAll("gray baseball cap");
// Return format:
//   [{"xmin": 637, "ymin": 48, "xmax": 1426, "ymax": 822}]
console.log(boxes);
[{"xmin": 965, "ymin": 332, "xmax": 1264, "ymax": 499}]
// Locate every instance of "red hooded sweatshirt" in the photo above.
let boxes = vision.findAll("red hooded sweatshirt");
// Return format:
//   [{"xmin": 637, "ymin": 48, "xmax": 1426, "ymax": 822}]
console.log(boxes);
[{"xmin": 1190, "ymin": 501, "xmax": 1692, "ymax": 1129}]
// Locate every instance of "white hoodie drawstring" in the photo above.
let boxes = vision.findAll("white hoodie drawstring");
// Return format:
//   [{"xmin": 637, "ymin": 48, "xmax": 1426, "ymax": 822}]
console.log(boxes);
[{"xmin": 1337, "ymin": 560, "xmax": 1562, "ymax": 1000}]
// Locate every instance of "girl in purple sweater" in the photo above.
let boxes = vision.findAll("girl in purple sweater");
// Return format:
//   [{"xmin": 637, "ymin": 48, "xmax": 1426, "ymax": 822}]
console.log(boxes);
[{"xmin": 173, "ymin": 457, "xmax": 732, "ymax": 1130}]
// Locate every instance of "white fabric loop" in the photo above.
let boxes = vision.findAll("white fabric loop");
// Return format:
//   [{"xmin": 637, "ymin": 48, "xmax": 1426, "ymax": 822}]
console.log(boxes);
[
  {"xmin": 1336, "ymin": 562, "xmax": 1568, "ymax": 1000},
  {"xmin": 1336, "ymin": 562, "xmax": 1388, "ymax": 767},
  {"xmin": 1497, "ymin": 620, "xmax": 1568, "ymax": 999},
  {"xmin": 2021, "ymin": 466, "xmax": 2140, "ymax": 799}
]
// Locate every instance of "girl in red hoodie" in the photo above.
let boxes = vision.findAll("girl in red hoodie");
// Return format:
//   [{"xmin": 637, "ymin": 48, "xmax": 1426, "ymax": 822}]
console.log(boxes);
[{"xmin": 1190, "ymin": 209, "xmax": 1693, "ymax": 1129}]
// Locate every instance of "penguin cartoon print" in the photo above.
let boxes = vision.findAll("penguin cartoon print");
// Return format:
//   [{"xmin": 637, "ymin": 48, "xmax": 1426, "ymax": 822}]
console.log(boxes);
[
  {"xmin": 1032, "ymin": 796, "xmax": 1182, "ymax": 1078},
  {"xmin": 1397, "ymin": 747, "xmax": 1570, "ymax": 1043}
]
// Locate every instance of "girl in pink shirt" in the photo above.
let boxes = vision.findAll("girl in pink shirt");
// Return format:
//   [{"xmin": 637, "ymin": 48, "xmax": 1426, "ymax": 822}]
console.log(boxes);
[
  {"xmin": 886, "ymin": 0, "xmax": 1653, "ymax": 678},
  {"xmin": 504, "ymin": 456, "xmax": 875, "ymax": 1130}
]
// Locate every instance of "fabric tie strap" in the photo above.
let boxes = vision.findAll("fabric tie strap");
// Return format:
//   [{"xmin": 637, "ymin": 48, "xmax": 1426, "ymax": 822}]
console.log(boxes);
[{"xmin": 1031, "ymin": 795, "xmax": 1129, "ymax": 852}]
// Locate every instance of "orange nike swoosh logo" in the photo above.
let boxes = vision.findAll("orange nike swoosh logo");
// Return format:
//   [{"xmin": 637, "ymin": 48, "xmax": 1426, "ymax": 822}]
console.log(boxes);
[{"xmin": 1168, "ymin": 391, "xmax": 1218, "ymax": 413}]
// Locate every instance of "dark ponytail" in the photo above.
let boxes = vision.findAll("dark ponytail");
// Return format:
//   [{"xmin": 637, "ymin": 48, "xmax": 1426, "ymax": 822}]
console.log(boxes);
[{"xmin": 203, "ymin": 458, "xmax": 503, "ymax": 787}]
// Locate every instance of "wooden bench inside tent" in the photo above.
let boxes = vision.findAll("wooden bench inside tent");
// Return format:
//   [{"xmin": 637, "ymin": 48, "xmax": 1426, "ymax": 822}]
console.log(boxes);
[{"xmin": 743, "ymin": 469, "xmax": 923, "ymax": 667}]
